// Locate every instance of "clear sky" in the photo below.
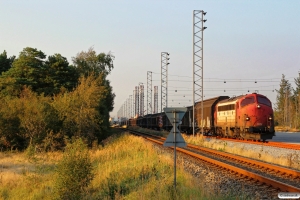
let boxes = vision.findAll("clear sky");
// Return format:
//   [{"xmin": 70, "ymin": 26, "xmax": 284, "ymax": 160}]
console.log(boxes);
[{"xmin": 1, "ymin": 0, "xmax": 300, "ymax": 118}]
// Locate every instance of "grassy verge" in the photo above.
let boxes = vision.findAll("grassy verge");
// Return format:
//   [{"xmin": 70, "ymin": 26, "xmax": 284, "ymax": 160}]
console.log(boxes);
[{"xmin": 0, "ymin": 128, "xmax": 239, "ymax": 200}]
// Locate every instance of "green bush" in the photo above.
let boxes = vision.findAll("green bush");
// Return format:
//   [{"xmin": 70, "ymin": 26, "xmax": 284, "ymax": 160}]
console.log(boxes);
[{"xmin": 53, "ymin": 138, "xmax": 94, "ymax": 200}]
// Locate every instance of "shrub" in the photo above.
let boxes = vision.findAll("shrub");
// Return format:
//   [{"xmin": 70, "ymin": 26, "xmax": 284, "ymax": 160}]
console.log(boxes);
[{"xmin": 53, "ymin": 138, "xmax": 94, "ymax": 200}]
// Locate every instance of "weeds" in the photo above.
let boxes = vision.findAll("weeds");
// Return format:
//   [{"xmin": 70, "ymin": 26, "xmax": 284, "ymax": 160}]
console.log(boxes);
[
  {"xmin": 218, "ymin": 141, "xmax": 227, "ymax": 151},
  {"xmin": 53, "ymin": 138, "xmax": 94, "ymax": 200}
]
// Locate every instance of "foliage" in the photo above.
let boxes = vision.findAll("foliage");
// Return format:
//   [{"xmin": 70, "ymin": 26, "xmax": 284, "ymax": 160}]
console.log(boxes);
[
  {"xmin": 44, "ymin": 54, "xmax": 79, "ymax": 95},
  {"xmin": 0, "ymin": 50, "xmax": 15, "ymax": 75},
  {"xmin": 292, "ymin": 74, "xmax": 300, "ymax": 128},
  {"xmin": 274, "ymin": 73, "xmax": 300, "ymax": 129},
  {"xmin": 53, "ymin": 138, "xmax": 94, "ymax": 200},
  {"xmin": 52, "ymin": 74, "xmax": 114, "ymax": 146},
  {"xmin": 0, "ymin": 47, "xmax": 115, "ymax": 150},
  {"xmin": 0, "ymin": 47, "xmax": 78, "ymax": 96},
  {"xmin": 274, "ymin": 74, "xmax": 292, "ymax": 127},
  {"xmin": 19, "ymin": 88, "xmax": 61, "ymax": 145},
  {"xmin": 0, "ymin": 97, "xmax": 23, "ymax": 150},
  {"xmin": 1, "ymin": 47, "xmax": 46, "ymax": 94},
  {"xmin": 0, "ymin": 87, "xmax": 61, "ymax": 150},
  {"xmin": 72, "ymin": 47, "xmax": 114, "ymax": 77}
]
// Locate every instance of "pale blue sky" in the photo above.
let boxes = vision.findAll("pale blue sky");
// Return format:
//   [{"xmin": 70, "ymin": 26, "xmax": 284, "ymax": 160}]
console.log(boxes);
[{"xmin": 1, "ymin": 0, "xmax": 299, "ymax": 118}]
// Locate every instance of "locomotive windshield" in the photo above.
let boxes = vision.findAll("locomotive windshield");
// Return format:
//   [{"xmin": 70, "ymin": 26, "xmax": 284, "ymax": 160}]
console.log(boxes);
[
  {"xmin": 241, "ymin": 96, "xmax": 255, "ymax": 107},
  {"xmin": 257, "ymin": 96, "xmax": 271, "ymax": 107}
]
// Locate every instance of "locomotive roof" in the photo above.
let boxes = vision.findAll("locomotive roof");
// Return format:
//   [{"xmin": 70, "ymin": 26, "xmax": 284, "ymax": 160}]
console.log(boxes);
[
  {"xmin": 195, "ymin": 96, "xmax": 230, "ymax": 103},
  {"xmin": 218, "ymin": 95, "xmax": 246, "ymax": 104},
  {"xmin": 218, "ymin": 93, "xmax": 269, "ymax": 104},
  {"xmin": 194, "ymin": 96, "xmax": 230, "ymax": 109}
]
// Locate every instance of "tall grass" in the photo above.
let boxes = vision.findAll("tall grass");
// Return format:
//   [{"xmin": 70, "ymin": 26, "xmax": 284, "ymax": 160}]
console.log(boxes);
[{"xmin": 0, "ymin": 130, "xmax": 240, "ymax": 200}]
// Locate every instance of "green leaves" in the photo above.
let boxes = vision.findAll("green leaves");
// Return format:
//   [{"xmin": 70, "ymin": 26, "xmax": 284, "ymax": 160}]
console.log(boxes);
[
  {"xmin": 44, "ymin": 53, "xmax": 79, "ymax": 95},
  {"xmin": 275, "ymin": 74, "xmax": 291, "ymax": 126},
  {"xmin": 0, "ymin": 47, "xmax": 115, "ymax": 150},
  {"xmin": 54, "ymin": 138, "xmax": 94, "ymax": 200},
  {"xmin": 274, "ymin": 74, "xmax": 300, "ymax": 128},
  {"xmin": 0, "ymin": 48, "xmax": 79, "ymax": 96},
  {"xmin": 0, "ymin": 50, "xmax": 15, "ymax": 75},
  {"xmin": 72, "ymin": 47, "xmax": 114, "ymax": 77}
]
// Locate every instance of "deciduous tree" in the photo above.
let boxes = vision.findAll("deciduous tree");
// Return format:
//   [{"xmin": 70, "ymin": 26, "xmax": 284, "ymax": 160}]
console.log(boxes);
[{"xmin": 72, "ymin": 47, "xmax": 114, "ymax": 77}]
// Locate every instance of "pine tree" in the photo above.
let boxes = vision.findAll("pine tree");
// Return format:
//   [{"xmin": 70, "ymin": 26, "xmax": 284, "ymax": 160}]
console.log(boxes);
[
  {"xmin": 293, "ymin": 72, "xmax": 300, "ymax": 128},
  {"xmin": 0, "ymin": 47, "xmax": 46, "ymax": 94},
  {"xmin": 275, "ymin": 74, "xmax": 292, "ymax": 127},
  {"xmin": 0, "ymin": 50, "xmax": 15, "ymax": 75}
]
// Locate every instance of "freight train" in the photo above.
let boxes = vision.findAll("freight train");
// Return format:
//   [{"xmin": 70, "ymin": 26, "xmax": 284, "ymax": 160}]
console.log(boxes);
[{"xmin": 124, "ymin": 93, "xmax": 275, "ymax": 141}]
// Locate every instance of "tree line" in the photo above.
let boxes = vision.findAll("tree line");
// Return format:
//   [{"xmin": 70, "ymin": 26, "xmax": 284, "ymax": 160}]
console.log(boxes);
[
  {"xmin": 0, "ymin": 47, "xmax": 115, "ymax": 150},
  {"xmin": 275, "ymin": 74, "xmax": 300, "ymax": 129}
]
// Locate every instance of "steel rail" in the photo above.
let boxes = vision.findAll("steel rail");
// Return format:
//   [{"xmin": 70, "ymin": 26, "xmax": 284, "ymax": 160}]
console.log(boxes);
[
  {"xmin": 187, "ymin": 143, "xmax": 300, "ymax": 178},
  {"xmin": 127, "ymin": 129, "xmax": 300, "ymax": 177},
  {"xmin": 133, "ymin": 130, "xmax": 300, "ymax": 177},
  {"xmin": 126, "ymin": 129, "xmax": 300, "ymax": 193},
  {"xmin": 205, "ymin": 136, "xmax": 300, "ymax": 150}
]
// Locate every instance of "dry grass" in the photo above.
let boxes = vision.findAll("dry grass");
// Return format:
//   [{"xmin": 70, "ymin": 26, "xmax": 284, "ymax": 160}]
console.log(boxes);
[
  {"xmin": 88, "ymin": 133, "xmax": 229, "ymax": 199},
  {"xmin": 0, "ymin": 130, "xmax": 240, "ymax": 200},
  {"xmin": 0, "ymin": 151, "xmax": 61, "ymax": 200}
]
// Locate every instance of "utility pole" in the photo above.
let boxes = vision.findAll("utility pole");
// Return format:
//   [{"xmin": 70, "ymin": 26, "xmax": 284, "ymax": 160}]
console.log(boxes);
[
  {"xmin": 154, "ymin": 86, "xmax": 158, "ymax": 114},
  {"xmin": 193, "ymin": 10, "xmax": 207, "ymax": 136},
  {"xmin": 161, "ymin": 52, "xmax": 170, "ymax": 113},
  {"xmin": 135, "ymin": 86, "xmax": 139, "ymax": 117},
  {"xmin": 139, "ymin": 83, "xmax": 144, "ymax": 117},
  {"xmin": 147, "ymin": 71, "xmax": 152, "ymax": 115}
]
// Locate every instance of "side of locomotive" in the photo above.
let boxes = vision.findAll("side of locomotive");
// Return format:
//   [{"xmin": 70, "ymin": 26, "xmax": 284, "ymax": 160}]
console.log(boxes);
[
  {"xmin": 191, "ymin": 96, "xmax": 230, "ymax": 134},
  {"xmin": 214, "ymin": 93, "xmax": 275, "ymax": 141}
]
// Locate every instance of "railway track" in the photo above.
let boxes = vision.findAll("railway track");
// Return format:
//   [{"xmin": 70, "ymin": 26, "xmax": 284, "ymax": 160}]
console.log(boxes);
[
  {"xmin": 204, "ymin": 136, "xmax": 300, "ymax": 150},
  {"xmin": 126, "ymin": 128, "xmax": 300, "ymax": 194}
]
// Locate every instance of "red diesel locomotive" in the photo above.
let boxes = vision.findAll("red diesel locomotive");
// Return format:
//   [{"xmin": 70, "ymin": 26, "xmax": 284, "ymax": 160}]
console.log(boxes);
[
  {"xmin": 212, "ymin": 93, "xmax": 274, "ymax": 140},
  {"xmin": 127, "ymin": 93, "xmax": 275, "ymax": 141}
]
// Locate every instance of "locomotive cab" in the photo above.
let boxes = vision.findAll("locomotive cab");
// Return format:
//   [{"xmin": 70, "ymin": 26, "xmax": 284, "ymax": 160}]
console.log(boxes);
[
  {"xmin": 236, "ymin": 93, "xmax": 275, "ymax": 140},
  {"xmin": 215, "ymin": 96, "xmax": 240, "ymax": 137}
]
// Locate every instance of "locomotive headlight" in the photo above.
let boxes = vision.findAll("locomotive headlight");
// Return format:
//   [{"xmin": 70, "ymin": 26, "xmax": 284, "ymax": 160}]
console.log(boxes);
[
  {"xmin": 268, "ymin": 116, "xmax": 272, "ymax": 121},
  {"xmin": 257, "ymin": 104, "xmax": 261, "ymax": 109},
  {"xmin": 246, "ymin": 116, "xmax": 250, "ymax": 121}
]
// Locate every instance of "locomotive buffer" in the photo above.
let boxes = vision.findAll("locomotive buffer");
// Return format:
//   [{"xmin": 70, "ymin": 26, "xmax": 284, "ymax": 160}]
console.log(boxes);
[{"xmin": 163, "ymin": 107, "xmax": 187, "ymax": 188}]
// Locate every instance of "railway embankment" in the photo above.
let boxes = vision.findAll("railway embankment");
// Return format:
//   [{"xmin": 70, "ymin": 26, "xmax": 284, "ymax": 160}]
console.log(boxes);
[
  {"xmin": 128, "ymin": 127, "xmax": 300, "ymax": 171},
  {"xmin": 184, "ymin": 135, "xmax": 300, "ymax": 171},
  {"xmin": 128, "ymin": 128, "xmax": 297, "ymax": 199}
]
